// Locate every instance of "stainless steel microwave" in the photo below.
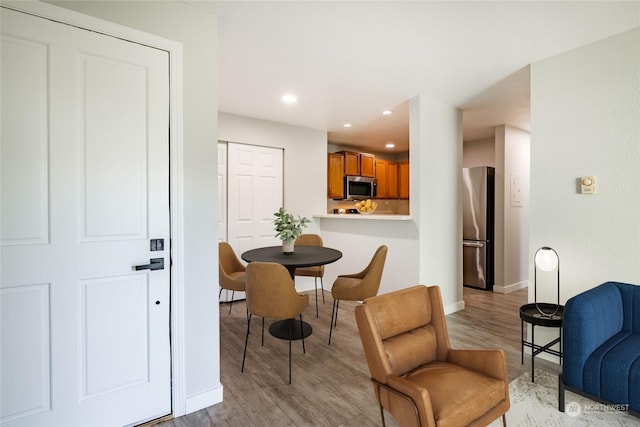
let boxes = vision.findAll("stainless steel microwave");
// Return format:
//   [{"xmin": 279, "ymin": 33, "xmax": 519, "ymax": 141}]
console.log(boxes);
[{"xmin": 345, "ymin": 175, "xmax": 377, "ymax": 200}]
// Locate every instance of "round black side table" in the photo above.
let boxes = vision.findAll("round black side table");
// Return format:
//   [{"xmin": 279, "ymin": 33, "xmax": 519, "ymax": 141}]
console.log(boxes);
[{"xmin": 520, "ymin": 303, "xmax": 564, "ymax": 382}]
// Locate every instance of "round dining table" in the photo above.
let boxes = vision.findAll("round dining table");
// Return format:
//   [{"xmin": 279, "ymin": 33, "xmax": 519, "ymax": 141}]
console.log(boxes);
[{"xmin": 241, "ymin": 245, "xmax": 342, "ymax": 340}]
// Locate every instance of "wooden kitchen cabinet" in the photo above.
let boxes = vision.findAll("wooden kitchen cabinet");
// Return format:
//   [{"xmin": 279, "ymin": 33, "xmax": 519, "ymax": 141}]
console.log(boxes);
[
  {"xmin": 387, "ymin": 161, "xmax": 399, "ymax": 199},
  {"xmin": 343, "ymin": 151, "xmax": 360, "ymax": 176},
  {"xmin": 360, "ymin": 153, "xmax": 375, "ymax": 177},
  {"xmin": 399, "ymin": 161, "xmax": 409, "ymax": 199},
  {"xmin": 375, "ymin": 159, "xmax": 388, "ymax": 198},
  {"xmin": 327, "ymin": 152, "xmax": 345, "ymax": 199},
  {"xmin": 375, "ymin": 159, "xmax": 401, "ymax": 199}
]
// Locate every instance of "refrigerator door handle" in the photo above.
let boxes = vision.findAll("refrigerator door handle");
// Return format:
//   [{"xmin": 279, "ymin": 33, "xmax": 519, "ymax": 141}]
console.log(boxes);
[{"xmin": 463, "ymin": 241, "xmax": 484, "ymax": 248}]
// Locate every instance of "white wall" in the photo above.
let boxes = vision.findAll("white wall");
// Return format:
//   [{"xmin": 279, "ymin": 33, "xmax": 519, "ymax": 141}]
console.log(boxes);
[
  {"xmin": 463, "ymin": 137, "xmax": 495, "ymax": 168},
  {"xmin": 495, "ymin": 125, "xmax": 530, "ymax": 293},
  {"xmin": 412, "ymin": 95, "xmax": 464, "ymax": 311},
  {"xmin": 529, "ymin": 28, "xmax": 640, "ymax": 357},
  {"xmin": 530, "ymin": 27, "xmax": 640, "ymax": 302},
  {"xmin": 49, "ymin": 0, "xmax": 220, "ymax": 414}
]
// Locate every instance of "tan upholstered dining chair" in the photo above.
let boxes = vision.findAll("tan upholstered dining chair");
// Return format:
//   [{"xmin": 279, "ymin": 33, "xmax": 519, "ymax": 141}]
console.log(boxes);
[
  {"xmin": 355, "ymin": 285, "xmax": 510, "ymax": 427},
  {"xmin": 242, "ymin": 261, "xmax": 309, "ymax": 384},
  {"xmin": 294, "ymin": 233, "xmax": 325, "ymax": 317},
  {"xmin": 328, "ymin": 244, "xmax": 387, "ymax": 345},
  {"xmin": 218, "ymin": 241, "xmax": 246, "ymax": 315}
]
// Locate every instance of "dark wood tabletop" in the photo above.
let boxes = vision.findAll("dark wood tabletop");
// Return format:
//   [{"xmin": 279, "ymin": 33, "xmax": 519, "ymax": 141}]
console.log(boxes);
[{"xmin": 241, "ymin": 245, "xmax": 342, "ymax": 273}]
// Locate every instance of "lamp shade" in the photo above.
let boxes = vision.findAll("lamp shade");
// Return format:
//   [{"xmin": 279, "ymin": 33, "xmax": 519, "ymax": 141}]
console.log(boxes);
[{"xmin": 535, "ymin": 247, "xmax": 558, "ymax": 272}]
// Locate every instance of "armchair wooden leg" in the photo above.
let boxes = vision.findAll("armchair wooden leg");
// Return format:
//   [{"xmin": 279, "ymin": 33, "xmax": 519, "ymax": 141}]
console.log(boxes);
[{"xmin": 502, "ymin": 413, "xmax": 507, "ymax": 426}]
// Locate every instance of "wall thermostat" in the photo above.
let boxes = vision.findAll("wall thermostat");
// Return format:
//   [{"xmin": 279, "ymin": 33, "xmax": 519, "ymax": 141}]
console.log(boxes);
[{"xmin": 580, "ymin": 176, "xmax": 596, "ymax": 194}]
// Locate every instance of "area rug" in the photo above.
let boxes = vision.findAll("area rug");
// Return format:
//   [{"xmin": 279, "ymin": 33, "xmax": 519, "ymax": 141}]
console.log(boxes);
[{"xmin": 488, "ymin": 369, "xmax": 639, "ymax": 426}]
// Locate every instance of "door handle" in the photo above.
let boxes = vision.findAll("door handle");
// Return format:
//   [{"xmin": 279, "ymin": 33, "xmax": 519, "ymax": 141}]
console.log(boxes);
[
  {"xmin": 133, "ymin": 258, "xmax": 164, "ymax": 271},
  {"xmin": 463, "ymin": 241, "xmax": 484, "ymax": 248}
]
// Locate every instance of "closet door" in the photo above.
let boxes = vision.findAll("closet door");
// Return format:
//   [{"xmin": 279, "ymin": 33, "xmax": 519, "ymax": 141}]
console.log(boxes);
[{"xmin": 224, "ymin": 143, "xmax": 283, "ymax": 300}]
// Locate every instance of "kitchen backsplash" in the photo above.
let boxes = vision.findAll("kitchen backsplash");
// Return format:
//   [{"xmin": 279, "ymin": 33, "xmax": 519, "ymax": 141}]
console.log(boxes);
[{"xmin": 327, "ymin": 198, "xmax": 410, "ymax": 215}]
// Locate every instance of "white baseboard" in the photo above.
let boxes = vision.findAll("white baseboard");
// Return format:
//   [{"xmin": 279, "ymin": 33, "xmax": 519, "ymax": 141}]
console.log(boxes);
[
  {"xmin": 184, "ymin": 384, "xmax": 224, "ymax": 415},
  {"xmin": 493, "ymin": 280, "xmax": 528, "ymax": 294},
  {"xmin": 445, "ymin": 300, "xmax": 465, "ymax": 315}
]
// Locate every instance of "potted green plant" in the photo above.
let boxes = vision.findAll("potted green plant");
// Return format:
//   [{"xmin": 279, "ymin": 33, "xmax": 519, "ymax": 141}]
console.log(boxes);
[{"xmin": 273, "ymin": 207, "xmax": 310, "ymax": 254}]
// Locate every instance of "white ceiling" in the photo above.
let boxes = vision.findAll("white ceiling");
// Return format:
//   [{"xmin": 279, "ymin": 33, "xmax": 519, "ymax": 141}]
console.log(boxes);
[{"xmin": 192, "ymin": 1, "xmax": 639, "ymax": 153}]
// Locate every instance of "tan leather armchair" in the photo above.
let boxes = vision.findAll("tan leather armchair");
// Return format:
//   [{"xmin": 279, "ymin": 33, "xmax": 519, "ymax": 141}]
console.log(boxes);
[
  {"xmin": 294, "ymin": 234, "xmax": 325, "ymax": 317},
  {"xmin": 218, "ymin": 242, "xmax": 246, "ymax": 315},
  {"xmin": 329, "ymin": 245, "xmax": 387, "ymax": 345},
  {"xmin": 355, "ymin": 285, "xmax": 509, "ymax": 427},
  {"xmin": 242, "ymin": 261, "xmax": 309, "ymax": 384}
]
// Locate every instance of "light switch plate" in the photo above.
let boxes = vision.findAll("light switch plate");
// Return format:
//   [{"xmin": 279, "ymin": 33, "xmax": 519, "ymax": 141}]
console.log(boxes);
[{"xmin": 580, "ymin": 176, "xmax": 596, "ymax": 194}]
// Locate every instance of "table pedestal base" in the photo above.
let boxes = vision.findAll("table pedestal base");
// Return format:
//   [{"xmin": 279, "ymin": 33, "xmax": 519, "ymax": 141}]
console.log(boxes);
[{"xmin": 269, "ymin": 319, "xmax": 312, "ymax": 340}]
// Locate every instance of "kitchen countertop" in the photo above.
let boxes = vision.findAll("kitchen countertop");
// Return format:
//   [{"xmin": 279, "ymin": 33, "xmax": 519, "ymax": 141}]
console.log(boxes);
[{"xmin": 314, "ymin": 213, "xmax": 412, "ymax": 221}]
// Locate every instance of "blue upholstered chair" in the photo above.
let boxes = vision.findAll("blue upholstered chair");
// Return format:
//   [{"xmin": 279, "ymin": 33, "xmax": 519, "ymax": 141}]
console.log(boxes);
[{"xmin": 559, "ymin": 281, "xmax": 640, "ymax": 415}]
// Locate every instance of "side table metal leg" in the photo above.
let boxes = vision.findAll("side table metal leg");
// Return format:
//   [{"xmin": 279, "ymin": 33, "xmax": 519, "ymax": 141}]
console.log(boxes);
[
  {"xmin": 521, "ymin": 319, "xmax": 524, "ymax": 365},
  {"xmin": 531, "ymin": 324, "xmax": 535, "ymax": 382}
]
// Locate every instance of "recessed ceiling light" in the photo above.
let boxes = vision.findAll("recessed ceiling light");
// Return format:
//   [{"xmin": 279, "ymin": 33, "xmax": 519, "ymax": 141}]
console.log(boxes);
[
  {"xmin": 382, "ymin": 110, "xmax": 392, "ymax": 115},
  {"xmin": 281, "ymin": 94, "xmax": 297, "ymax": 104},
  {"xmin": 343, "ymin": 123, "xmax": 352, "ymax": 128},
  {"xmin": 385, "ymin": 142, "xmax": 395, "ymax": 148}
]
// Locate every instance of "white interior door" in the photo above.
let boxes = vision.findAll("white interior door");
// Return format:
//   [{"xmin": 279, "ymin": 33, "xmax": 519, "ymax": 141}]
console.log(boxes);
[
  {"xmin": 225, "ymin": 143, "xmax": 283, "ymax": 299},
  {"xmin": 218, "ymin": 142, "xmax": 228, "ymax": 243},
  {"xmin": 1, "ymin": 8, "xmax": 171, "ymax": 426}
]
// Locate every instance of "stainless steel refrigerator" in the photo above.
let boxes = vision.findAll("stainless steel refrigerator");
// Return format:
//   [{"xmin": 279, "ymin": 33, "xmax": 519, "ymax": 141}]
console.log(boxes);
[{"xmin": 462, "ymin": 166, "xmax": 495, "ymax": 290}]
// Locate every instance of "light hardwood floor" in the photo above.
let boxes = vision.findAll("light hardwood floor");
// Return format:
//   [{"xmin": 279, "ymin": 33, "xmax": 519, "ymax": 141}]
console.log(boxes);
[{"xmin": 156, "ymin": 286, "xmax": 560, "ymax": 427}]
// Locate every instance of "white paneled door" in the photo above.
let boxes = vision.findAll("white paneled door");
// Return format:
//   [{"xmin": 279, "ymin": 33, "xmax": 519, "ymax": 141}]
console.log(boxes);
[
  {"xmin": 1, "ymin": 8, "xmax": 171, "ymax": 427},
  {"xmin": 227, "ymin": 142, "xmax": 283, "ymax": 256}
]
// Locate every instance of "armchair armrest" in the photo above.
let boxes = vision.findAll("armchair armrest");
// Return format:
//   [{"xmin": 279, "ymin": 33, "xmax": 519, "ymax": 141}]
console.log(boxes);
[
  {"xmin": 383, "ymin": 374, "xmax": 436, "ymax": 427},
  {"xmin": 447, "ymin": 349, "xmax": 508, "ymax": 382}
]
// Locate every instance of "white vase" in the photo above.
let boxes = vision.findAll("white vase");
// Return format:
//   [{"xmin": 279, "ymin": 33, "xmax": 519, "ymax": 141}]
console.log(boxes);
[{"xmin": 282, "ymin": 239, "xmax": 295, "ymax": 254}]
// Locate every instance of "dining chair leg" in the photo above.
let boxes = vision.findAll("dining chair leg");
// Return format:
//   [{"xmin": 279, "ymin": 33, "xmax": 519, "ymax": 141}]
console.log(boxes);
[
  {"xmin": 299, "ymin": 314, "xmax": 306, "ymax": 354},
  {"xmin": 228, "ymin": 290, "xmax": 235, "ymax": 315},
  {"xmin": 320, "ymin": 277, "xmax": 325, "ymax": 303},
  {"xmin": 218, "ymin": 288, "xmax": 223, "ymax": 299},
  {"xmin": 328, "ymin": 299, "xmax": 339, "ymax": 345},
  {"xmin": 261, "ymin": 317, "xmax": 265, "ymax": 346},
  {"xmin": 314, "ymin": 281, "xmax": 319, "ymax": 318},
  {"xmin": 241, "ymin": 314, "xmax": 252, "ymax": 372},
  {"xmin": 288, "ymin": 319, "xmax": 293, "ymax": 384}
]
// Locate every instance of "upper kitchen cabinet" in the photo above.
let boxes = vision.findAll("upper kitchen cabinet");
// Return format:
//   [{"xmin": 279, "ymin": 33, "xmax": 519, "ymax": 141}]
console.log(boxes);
[
  {"xmin": 375, "ymin": 159, "xmax": 398, "ymax": 199},
  {"xmin": 399, "ymin": 161, "xmax": 409, "ymax": 199},
  {"xmin": 341, "ymin": 151, "xmax": 375, "ymax": 177},
  {"xmin": 343, "ymin": 151, "xmax": 360, "ymax": 176},
  {"xmin": 327, "ymin": 152, "xmax": 345, "ymax": 199},
  {"xmin": 360, "ymin": 153, "xmax": 375, "ymax": 177}
]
